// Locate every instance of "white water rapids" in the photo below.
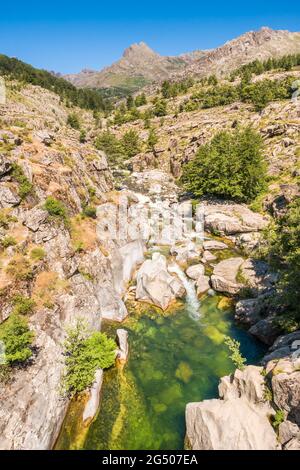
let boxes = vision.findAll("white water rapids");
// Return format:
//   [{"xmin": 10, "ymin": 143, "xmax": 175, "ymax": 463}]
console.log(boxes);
[{"xmin": 169, "ymin": 263, "xmax": 201, "ymax": 321}]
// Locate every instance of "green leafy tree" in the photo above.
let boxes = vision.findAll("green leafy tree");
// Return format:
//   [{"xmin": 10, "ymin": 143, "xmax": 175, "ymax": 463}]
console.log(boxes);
[
  {"xmin": 62, "ymin": 319, "xmax": 116, "ymax": 396},
  {"xmin": 224, "ymin": 336, "xmax": 246, "ymax": 370},
  {"xmin": 11, "ymin": 164, "xmax": 33, "ymax": 200},
  {"xmin": 153, "ymin": 99, "xmax": 167, "ymax": 117},
  {"xmin": 79, "ymin": 129, "xmax": 86, "ymax": 143},
  {"xmin": 181, "ymin": 127, "xmax": 266, "ymax": 202},
  {"xmin": 95, "ymin": 130, "xmax": 125, "ymax": 166},
  {"xmin": 135, "ymin": 93, "xmax": 147, "ymax": 107},
  {"xmin": 0, "ymin": 54, "xmax": 108, "ymax": 111},
  {"xmin": 0, "ymin": 314, "xmax": 34, "ymax": 365},
  {"xmin": 266, "ymin": 198, "xmax": 300, "ymax": 330},
  {"xmin": 67, "ymin": 113, "xmax": 80, "ymax": 130},
  {"xmin": 207, "ymin": 74, "xmax": 218, "ymax": 86},
  {"xmin": 44, "ymin": 197, "xmax": 67, "ymax": 220},
  {"xmin": 12, "ymin": 295, "xmax": 36, "ymax": 315},
  {"xmin": 147, "ymin": 127, "xmax": 158, "ymax": 150},
  {"xmin": 126, "ymin": 95, "xmax": 134, "ymax": 110},
  {"xmin": 121, "ymin": 130, "xmax": 141, "ymax": 158}
]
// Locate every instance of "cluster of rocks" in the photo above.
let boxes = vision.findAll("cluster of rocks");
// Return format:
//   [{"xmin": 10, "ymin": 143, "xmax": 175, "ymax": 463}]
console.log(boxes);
[{"xmin": 186, "ymin": 333, "xmax": 300, "ymax": 450}]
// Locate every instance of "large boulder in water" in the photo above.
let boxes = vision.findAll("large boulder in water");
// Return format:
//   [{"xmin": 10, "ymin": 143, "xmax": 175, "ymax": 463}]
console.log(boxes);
[
  {"xmin": 136, "ymin": 253, "xmax": 185, "ymax": 310},
  {"xmin": 211, "ymin": 257, "xmax": 244, "ymax": 295},
  {"xmin": 186, "ymin": 264, "xmax": 205, "ymax": 280},
  {"xmin": 116, "ymin": 329, "xmax": 129, "ymax": 363}
]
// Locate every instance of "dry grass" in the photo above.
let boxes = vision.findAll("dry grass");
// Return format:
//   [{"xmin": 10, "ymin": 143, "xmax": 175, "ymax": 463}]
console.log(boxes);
[
  {"xmin": 70, "ymin": 215, "xmax": 97, "ymax": 252},
  {"xmin": 6, "ymin": 254, "xmax": 33, "ymax": 281},
  {"xmin": 32, "ymin": 271, "xmax": 69, "ymax": 309}
]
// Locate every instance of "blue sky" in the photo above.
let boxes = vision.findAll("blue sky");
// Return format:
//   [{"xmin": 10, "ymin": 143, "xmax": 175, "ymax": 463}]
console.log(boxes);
[{"xmin": 0, "ymin": 1, "xmax": 299, "ymax": 73}]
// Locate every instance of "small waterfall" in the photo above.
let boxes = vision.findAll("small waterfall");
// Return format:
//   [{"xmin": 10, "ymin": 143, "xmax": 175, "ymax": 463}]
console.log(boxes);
[{"xmin": 169, "ymin": 263, "xmax": 201, "ymax": 321}]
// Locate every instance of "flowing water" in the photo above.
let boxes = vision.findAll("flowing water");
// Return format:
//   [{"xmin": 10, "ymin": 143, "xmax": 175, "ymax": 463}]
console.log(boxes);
[
  {"xmin": 56, "ymin": 289, "xmax": 266, "ymax": 450},
  {"xmin": 168, "ymin": 263, "xmax": 201, "ymax": 321}
]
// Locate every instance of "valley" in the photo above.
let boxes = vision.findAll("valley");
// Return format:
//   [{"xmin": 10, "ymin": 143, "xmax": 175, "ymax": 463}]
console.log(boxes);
[{"xmin": 0, "ymin": 26, "xmax": 300, "ymax": 451}]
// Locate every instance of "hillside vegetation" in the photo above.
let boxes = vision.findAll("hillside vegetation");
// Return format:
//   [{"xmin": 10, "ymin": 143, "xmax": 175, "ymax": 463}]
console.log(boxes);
[{"xmin": 0, "ymin": 54, "xmax": 109, "ymax": 111}]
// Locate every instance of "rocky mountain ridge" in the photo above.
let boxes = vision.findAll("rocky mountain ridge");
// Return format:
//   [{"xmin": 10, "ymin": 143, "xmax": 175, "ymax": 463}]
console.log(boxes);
[{"xmin": 65, "ymin": 27, "xmax": 300, "ymax": 92}]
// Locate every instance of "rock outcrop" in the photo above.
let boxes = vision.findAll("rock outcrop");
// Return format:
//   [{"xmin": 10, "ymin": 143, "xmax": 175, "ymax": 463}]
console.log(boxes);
[
  {"xmin": 211, "ymin": 257, "xmax": 244, "ymax": 294},
  {"xmin": 82, "ymin": 369, "xmax": 104, "ymax": 424},
  {"xmin": 136, "ymin": 253, "xmax": 185, "ymax": 310},
  {"xmin": 185, "ymin": 264, "xmax": 205, "ymax": 280},
  {"xmin": 116, "ymin": 329, "xmax": 129, "ymax": 363},
  {"xmin": 201, "ymin": 203, "xmax": 268, "ymax": 236},
  {"xmin": 185, "ymin": 366, "xmax": 278, "ymax": 450}
]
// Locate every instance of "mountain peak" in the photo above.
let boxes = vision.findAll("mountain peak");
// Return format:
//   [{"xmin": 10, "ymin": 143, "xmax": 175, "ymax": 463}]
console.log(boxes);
[{"xmin": 122, "ymin": 42, "xmax": 158, "ymax": 59}]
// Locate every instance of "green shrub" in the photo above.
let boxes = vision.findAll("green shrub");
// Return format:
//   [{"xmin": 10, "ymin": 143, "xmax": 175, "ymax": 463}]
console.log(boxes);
[
  {"xmin": 0, "ymin": 211, "xmax": 16, "ymax": 229},
  {"xmin": 12, "ymin": 294, "xmax": 36, "ymax": 315},
  {"xmin": 30, "ymin": 247, "xmax": 46, "ymax": 261},
  {"xmin": 67, "ymin": 113, "xmax": 80, "ymax": 130},
  {"xmin": 1, "ymin": 236, "xmax": 17, "ymax": 248},
  {"xmin": 11, "ymin": 164, "xmax": 33, "ymax": 200},
  {"xmin": 6, "ymin": 255, "xmax": 34, "ymax": 281},
  {"xmin": 82, "ymin": 205, "xmax": 97, "ymax": 219},
  {"xmin": 224, "ymin": 336, "xmax": 246, "ymax": 370},
  {"xmin": 95, "ymin": 131, "xmax": 125, "ymax": 166},
  {"xmin": 135, "ymin": 93, "xmax": 147, "ymax": 106},
  {"xmin": 147, "ymin": 127, "xmax": 158, "ymax": 150},
  {"xmin": 0, "ymin": 364, "xmax": 11, "ymax": 384},
  {"xmin": 0, "ymin": 314, "xmax": 34, "ymax": 365},
  {"xmin": 181, "ymin": 127, "xmax": 266, "ymax": 202},
  {"xmin": 44, "ymin": 197, "xmax": 67, "ymax": 220},
  {"xmin": 62, "ymin": 319, "xmax": 116, "ymax": 396},
  {"xmin": 120, "ymin": 129, "xmax": 141, "ymax": 158},
  {"xmin": 153, "ymin": 99, "xmax": 167, "ymax": 117},
  {"xmin": 79, "ymin": 129, "xmax": 86, "ymax": 143},
  {"xmin": 272, "ymin": 410, "xmax": 285, "ymax": 429}
]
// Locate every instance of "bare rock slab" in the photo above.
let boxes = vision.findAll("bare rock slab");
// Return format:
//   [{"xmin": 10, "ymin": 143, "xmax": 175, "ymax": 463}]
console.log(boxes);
[
  {"xmin": 185, "ymin": 397, "xmax": 279, "ymax": 450},
  {"xmin": 116, "ymin": 329, "xmax": 129, "ymax": 363},
  {"xmin": 211, "ymin": 257, "xmax": 244, "ymax": 295},
  {"xmin": 136, "ymin": 253, "xmax": 185, "ymax": 310},
  {"xmin": 82, "ymin": 369, "xmax": 103, "ymax": 424}
]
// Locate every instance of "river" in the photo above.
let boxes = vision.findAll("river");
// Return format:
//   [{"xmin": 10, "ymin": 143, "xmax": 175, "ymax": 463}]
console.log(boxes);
[{"xmin": 56, "ymin": 258, "xmax": 265, "ymax": 450}]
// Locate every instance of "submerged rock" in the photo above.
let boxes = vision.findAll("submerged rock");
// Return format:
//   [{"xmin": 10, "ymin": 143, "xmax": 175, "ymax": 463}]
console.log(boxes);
[
  {"xmin": 196, "ymin": 275, "xmax": 210, "ymax": 296},
  {"xmin": 203, "ymin": 240, "xmax": 228, "ymax": 250}
]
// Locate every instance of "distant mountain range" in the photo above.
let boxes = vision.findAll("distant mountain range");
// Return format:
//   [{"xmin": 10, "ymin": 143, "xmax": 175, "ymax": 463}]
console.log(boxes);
[{"xmin": 64, "ymin": 27, "xmax": 300, "ymax": 93}]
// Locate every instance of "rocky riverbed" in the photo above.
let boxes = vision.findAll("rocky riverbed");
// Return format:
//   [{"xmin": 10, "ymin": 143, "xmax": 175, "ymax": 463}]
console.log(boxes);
[{"xmin": 54, "ymin": 169, "xmax": 300, "ymax": 450}]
